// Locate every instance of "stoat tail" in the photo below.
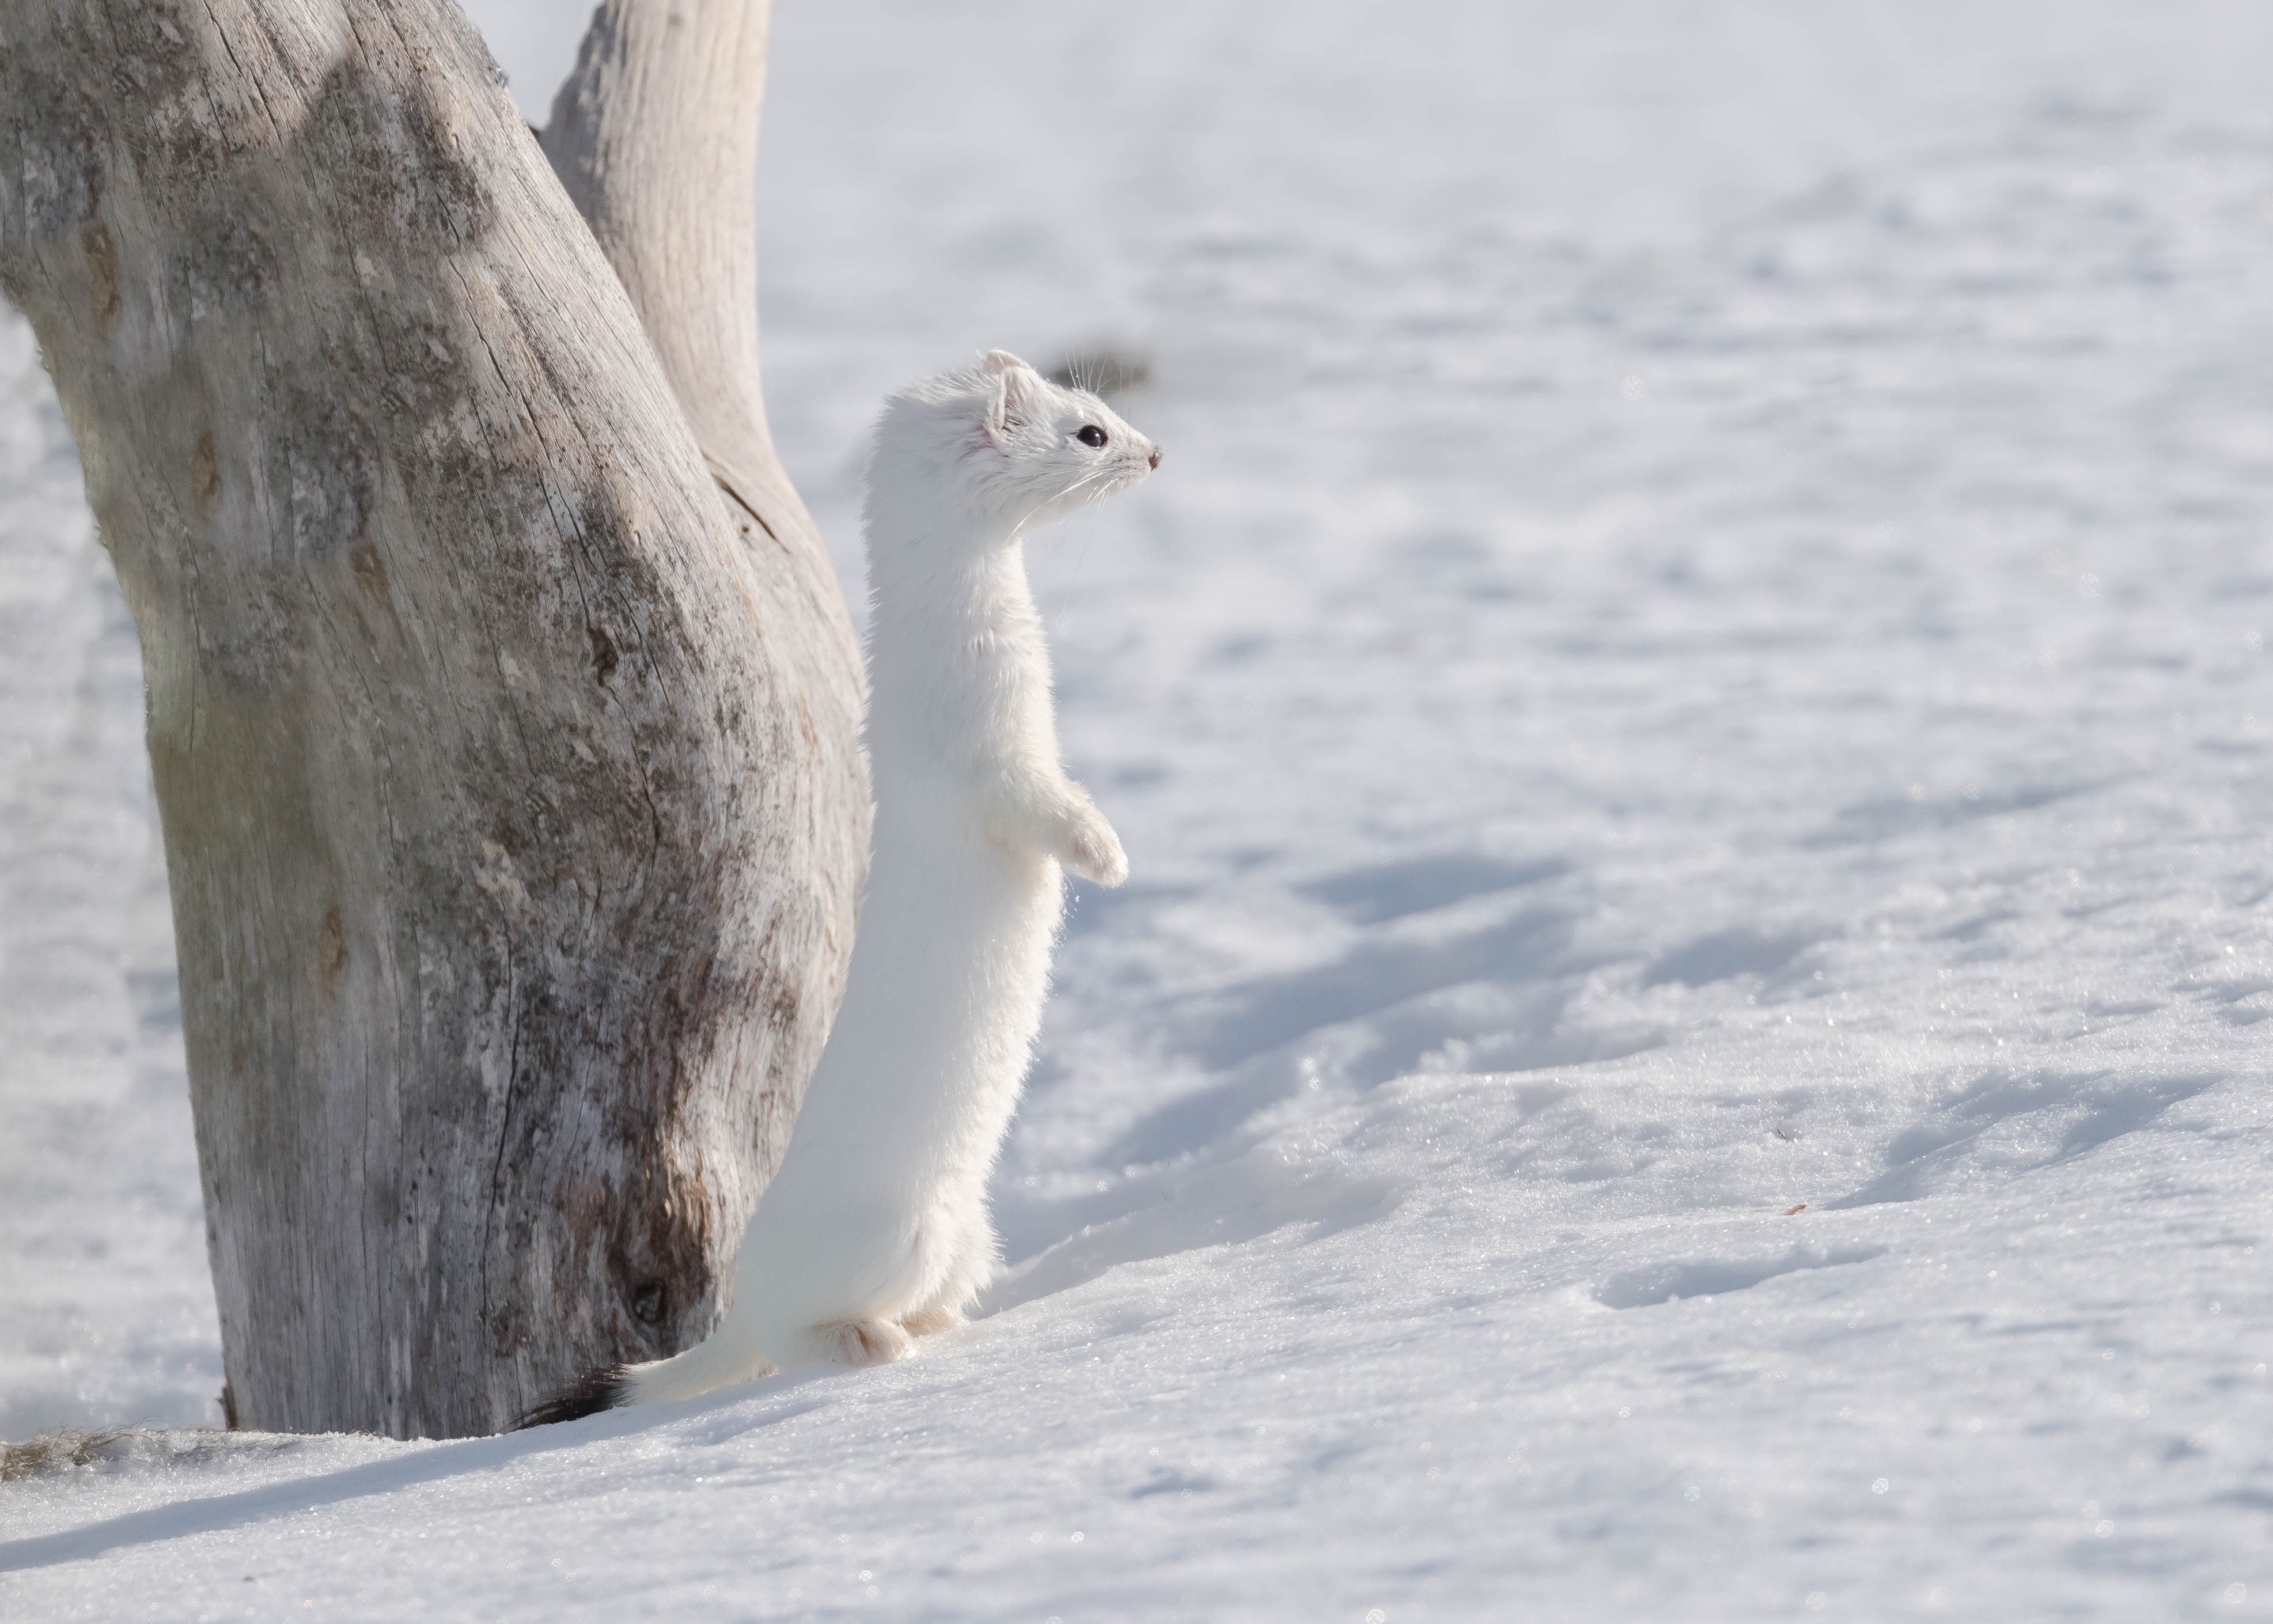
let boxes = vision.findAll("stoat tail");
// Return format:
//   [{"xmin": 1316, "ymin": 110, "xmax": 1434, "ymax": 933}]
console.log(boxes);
[
  {"xmin": 514, "ymin": 1363, "xmax": 631, "ymax": 1428},
  {"xmin": 514, "ymin": 1329, "xmax": 773, "ymax": 1429}
]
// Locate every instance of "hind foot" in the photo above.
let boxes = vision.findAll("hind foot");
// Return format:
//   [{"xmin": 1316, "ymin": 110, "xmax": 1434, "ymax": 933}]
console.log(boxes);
[
  {"xmin": 899, "ymin": 1305, "xmax": 965, "ymax": 1338},
  {"xmin": 823, "ymin": 1318, "xmax": 914, "ymax": 1366}
]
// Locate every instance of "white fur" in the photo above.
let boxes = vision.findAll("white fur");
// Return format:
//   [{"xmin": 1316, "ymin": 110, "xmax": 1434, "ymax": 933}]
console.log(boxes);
[{"xmin": 619, "ymin": 351, "xmax": 1158, "ymax": 1403}]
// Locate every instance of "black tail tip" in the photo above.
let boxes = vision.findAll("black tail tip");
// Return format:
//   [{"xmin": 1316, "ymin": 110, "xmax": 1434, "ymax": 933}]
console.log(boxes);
[{"xmin": 514, "ymin": 1365, "xmax": 630, "ymax": 1430}]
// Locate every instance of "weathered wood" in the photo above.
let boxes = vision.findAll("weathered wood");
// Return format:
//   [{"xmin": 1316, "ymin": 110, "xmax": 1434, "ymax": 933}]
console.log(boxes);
[
  {"xmin": 0, "ymin": 0, "xmax": 866, "ymax": 1438},
  {"xmin": 541, "ymin": 0, "xmax": 870, "ymax": 1178}
]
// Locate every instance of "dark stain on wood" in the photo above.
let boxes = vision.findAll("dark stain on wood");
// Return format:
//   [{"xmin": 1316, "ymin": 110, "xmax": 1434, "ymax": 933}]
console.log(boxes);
[
  {"xmin": 180, "ymin": 203, "xmax": 274, "ymax": 312},
  {"xmin": 350, "ymin": 540, "xmax": 390, "ymax": 599},
  {"xmin": 319, "ymin": 904, "xmax": 348, "ymax": 998},
  {"xmin": 83, "ymin": 222, "xmax": 120, "ymax": 328},
  {"xmin": 191, "ymin": 429, "xmax": 219, "ymax": 509},
  {"xmin": 274, "ymin": 385, "xmax": 375, "ymax": 560}
]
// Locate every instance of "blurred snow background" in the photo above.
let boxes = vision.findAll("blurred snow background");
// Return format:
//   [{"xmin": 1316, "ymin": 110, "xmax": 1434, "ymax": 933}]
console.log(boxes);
[{"xmin": 6, "ymin": 1, "xmax": 2273, "ymax": 1618}]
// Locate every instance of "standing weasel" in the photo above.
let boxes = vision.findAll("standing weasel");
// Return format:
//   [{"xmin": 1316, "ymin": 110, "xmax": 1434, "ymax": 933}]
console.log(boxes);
[{"xmin": 524, "ymin": 351, "xmax": 1159, "ymax": 1423}]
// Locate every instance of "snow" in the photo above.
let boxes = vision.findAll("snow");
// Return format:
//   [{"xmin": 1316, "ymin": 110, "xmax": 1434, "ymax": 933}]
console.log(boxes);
[{"xmin": 6, "ymin": 2, "xmax": 2273, "ymax": 1618}]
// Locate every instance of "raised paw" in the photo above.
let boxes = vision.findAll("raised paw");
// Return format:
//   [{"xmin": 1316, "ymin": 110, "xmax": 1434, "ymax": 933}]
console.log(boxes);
[
  {"xmin": 899, "ymin": 1305, "xmax": 965, "ymax": 1338},
  {"xmin": 1059, "ymin": 805, "xmax": 1128, "ymax": 888},
  {"xmin": 823, "ymin": 1318, "xmax": 914, "ymax": 1367}
]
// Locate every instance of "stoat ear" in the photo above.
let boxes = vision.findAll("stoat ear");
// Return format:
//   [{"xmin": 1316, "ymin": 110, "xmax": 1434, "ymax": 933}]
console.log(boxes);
[{"xmin": 984, "ymin": 353, "xmax": 1048, "ymax": 446}]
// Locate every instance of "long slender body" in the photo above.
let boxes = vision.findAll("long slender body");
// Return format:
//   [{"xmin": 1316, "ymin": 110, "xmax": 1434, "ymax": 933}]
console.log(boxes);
[{"xmin": 522, "ymin": 352, "xmax": 1159, "ymax": 1421}]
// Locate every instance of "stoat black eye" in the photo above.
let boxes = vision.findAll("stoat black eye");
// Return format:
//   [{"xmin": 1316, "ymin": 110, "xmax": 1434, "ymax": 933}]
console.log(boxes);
[{"xmin": 1077, "ymin": 425, "xmax": 1108, "ymax": 447}]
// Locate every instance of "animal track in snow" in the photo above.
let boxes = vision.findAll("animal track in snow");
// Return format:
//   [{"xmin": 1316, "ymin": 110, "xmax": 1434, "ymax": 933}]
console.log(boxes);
[
  {"xmin": 1090, "ymin": 889, "xmax": 1662, "ymax": 1171},
  {"xmin": 1829, "ymin": 1069, "xmax": 2218, "ymax": 1209},
  {"xmin": 980, "ymin": 1149, "xmax": 1393, "ymax": 1319},
  {"xmin": 1802, "ymin": 777, "xmax": 2112, "ymax": 849},
  {"xmin": 1642, "ymin": 927, "xmax": 1821, "ymax": 989},
  {"xmin": 1594, "ymin": 1244, "xmax": 1886, "ymax": 1310},
  {"xmin": 1300, "ymin": 851, "xmax": 1568, "ymax": 926}
]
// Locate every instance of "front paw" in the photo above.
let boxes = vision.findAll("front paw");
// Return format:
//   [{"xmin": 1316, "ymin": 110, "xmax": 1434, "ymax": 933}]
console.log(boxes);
[
  {"xmin": 900, "ymin": 1305, "xmax": 964, "ymax": 1338},
  {"xmin": 1059, "ymin": 806, "xmax": 1128, "ymax": 887},
  {"xmin": 824, "ymin": 1318, "xmax": 914, "ymax": 1366}
]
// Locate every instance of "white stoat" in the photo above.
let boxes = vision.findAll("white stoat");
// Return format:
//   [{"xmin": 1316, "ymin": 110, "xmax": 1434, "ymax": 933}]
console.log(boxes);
[{"xmin": 523, "ymin": 350, "xmax": 1160, "ymax": 1424}]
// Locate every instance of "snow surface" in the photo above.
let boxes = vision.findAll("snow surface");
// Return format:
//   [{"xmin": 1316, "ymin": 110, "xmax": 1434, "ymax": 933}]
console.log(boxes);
[{"xmin": 7, "ymin": 2, "xmax": 2273, "ymax": 1618}]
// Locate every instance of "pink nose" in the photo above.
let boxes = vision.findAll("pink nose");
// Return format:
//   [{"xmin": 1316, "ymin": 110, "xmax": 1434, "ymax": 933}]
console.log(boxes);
[{"xmin": 1147, "ymin": 448, "xmax": 1162, "ymax": 469}]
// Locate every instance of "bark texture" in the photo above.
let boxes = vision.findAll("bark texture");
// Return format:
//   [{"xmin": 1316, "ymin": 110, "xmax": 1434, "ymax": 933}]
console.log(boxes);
[{"xmin": 0, "ymin": 0, "xmax": 867, "ymax": 1438}]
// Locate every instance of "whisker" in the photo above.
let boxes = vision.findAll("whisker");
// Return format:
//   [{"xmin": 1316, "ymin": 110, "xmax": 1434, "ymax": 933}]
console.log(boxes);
[{"xmin": 1010, "ymin": 468, "xmax": 1110, "ymax": 538}]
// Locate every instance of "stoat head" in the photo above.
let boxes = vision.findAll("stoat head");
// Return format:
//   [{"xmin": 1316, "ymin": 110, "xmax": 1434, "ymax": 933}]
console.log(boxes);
[{"xmin": 869, "ymin": 350, "xmax": 1161, "ymax": 539}]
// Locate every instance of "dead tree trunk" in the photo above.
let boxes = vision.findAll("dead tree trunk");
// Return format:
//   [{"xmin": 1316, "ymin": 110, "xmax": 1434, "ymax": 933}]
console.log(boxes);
[{"xmin": 0, "ymin": 0, "xmax": 867, "ymax": 1438}]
